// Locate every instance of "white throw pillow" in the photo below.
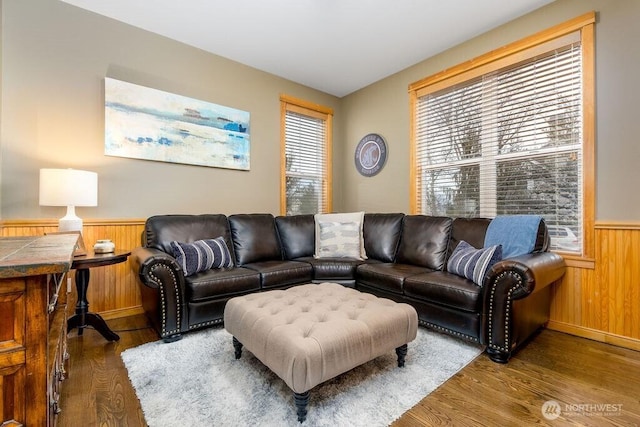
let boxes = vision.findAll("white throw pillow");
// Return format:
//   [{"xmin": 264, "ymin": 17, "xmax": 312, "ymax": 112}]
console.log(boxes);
[
  {"xmin": 314, "ymin": 212, "xmax": 367, "ymax": 259},
  {"xmin": 316, "ymin": 221, "xmax": 362, "ymax": 258}
]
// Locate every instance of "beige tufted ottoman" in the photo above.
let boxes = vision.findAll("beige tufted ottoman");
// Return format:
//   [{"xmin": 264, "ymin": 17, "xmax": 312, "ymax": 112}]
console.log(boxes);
[{"xmin": 223, "ymin": 282, "xmax": 418, "ymax": 422}]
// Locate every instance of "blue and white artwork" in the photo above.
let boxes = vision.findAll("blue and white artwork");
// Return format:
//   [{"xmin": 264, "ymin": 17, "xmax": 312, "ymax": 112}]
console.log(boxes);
[{"xmin": 104, "ymin": 78, "xmax": 250, "ymax": 170}]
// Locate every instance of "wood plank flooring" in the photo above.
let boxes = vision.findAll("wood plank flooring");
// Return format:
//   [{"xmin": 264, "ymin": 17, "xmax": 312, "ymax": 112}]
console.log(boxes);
[{"xmin": 58, "ymin": 315, "xmax": 640, "ymax": 426}]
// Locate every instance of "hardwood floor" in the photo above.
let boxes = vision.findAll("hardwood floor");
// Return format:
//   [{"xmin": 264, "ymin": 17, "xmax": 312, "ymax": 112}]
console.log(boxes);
[
  {"xmin": 58, "ymin": 315, "xmax": 640, "ymax": 426},
  {"xmin": 58, "ymin": 315, "xmax": 156, "ymax": 427}
]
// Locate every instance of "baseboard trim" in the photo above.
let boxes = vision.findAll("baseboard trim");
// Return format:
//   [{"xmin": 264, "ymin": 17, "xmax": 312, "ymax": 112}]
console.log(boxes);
[
  {"xmin": 547, "ymin": 320, "xmax": 640, "ymax": 352},
  {"xmin": 99, "ymin": 305, "xmax": 145, "ymax": 320}
]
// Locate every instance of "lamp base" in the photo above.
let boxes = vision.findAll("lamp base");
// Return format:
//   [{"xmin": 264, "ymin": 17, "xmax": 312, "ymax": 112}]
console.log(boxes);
[{"xmin": 58, "ymin": 206, "xmax": 83, "ymax": 233}]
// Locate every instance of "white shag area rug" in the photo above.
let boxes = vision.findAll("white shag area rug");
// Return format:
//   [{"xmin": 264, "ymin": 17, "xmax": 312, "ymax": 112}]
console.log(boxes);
[{"xmin": 121, "ymin": 326, "xmax": 482, "ymax": 426}]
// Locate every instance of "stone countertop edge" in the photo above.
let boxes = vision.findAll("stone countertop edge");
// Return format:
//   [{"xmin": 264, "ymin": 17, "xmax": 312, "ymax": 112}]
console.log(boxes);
[{"xmin": 0, "ymin": 234, "xmax": 78, "ymax": 278}]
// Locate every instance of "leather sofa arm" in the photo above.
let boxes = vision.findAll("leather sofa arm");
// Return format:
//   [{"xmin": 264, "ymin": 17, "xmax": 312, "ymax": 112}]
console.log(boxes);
[
  {"xmin": 482, "ymin": 252, "xmax": 566, "ymax": 362},
  {"xmin": 131, "ymin": 246, "xmax": 187, "ymax": 340}
]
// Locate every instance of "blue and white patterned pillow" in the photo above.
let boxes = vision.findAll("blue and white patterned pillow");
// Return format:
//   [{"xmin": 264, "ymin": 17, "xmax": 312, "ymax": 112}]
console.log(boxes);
[
  {"xmin": 170, "ymin": 236, "xmax": 234, "ymax": 277},
  {"xmin": 447, "ymin": 240, "xmax": 502, "ymax": 286}
]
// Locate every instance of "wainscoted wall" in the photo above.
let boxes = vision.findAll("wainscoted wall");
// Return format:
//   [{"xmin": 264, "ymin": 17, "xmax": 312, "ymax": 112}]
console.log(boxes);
[
  {"xmin": 0, "ymin": 219, "xmax": 145, "ymax": 320},
  {"xmin": 549, "ymin": 223, "xmax": 640, "ymax": 351},
  {"xmin": 2, "ymin": 219, "xmax": 639, "ymax": 351}
]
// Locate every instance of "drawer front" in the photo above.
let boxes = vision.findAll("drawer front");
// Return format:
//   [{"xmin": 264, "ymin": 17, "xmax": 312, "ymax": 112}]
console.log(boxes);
[
  {"xmin": 0, "ymin": 279, "xmax": 26, "ymax": 353},
  {"xmin": 0, "ymin": 279, "xmax": 27, "ymax": 425},
  {"xmin": 0, "ymin": 362, "xmax": 27, "ymax": 425}
]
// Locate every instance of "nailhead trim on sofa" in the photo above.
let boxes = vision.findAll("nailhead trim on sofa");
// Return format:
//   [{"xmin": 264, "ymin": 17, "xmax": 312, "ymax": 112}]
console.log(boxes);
[
  {"xmin": 150, "ymin": 264, "xmax": 181, "ymax": 337},
  {"xmin": 420, "ymin": 319, "xmax": 480, "ymax": 343},
  {"xmin": 189, "ymin": 318, "xmax": 223, "ymax": 330},
  {"xmin": 487, "ymin": 270, "xmax": 522, "ymax": 353}
]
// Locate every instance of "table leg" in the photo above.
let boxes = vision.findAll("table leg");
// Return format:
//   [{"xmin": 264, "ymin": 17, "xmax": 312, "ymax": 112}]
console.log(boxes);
[{"xmin": 67, "ymin": 268, "xmax": 120, "ymax": 341}]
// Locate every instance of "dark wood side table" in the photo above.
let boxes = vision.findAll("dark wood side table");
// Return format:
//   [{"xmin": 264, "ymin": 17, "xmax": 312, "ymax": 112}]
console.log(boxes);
[{"xmin": 67, "ymin": 249, "xmax": 130, "ymax": 341}]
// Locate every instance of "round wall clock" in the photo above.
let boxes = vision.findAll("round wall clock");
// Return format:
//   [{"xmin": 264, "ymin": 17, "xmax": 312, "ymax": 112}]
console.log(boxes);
[{"xmin": 355, "ymin": 133, "xmax": 387, "ymax": 177}]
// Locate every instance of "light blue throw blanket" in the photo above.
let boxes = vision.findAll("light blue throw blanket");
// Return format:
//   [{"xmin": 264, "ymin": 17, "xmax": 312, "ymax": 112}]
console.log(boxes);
[{"xmin": 484, "ymin": 215, "xmax": 543, "ymax": 258}]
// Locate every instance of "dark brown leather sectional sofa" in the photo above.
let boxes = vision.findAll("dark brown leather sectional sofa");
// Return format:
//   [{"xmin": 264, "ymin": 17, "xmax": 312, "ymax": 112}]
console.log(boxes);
[{"xmin": 131, "ymin": 212, "xmax": 566, "ymax": 363}]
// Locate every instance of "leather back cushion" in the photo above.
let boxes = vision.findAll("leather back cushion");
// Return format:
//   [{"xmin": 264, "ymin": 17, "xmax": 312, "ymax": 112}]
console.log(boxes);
[
  {"xmin": 275, "ymin": 215, "xmax": 315, "ymax": 259},
  {"xmin": 449, "ymin": 218, "xmax": 492, "ymax": 259},
  {"xmin": 363, "ymin": 213, "xmax": 404, "ymax": 262},
  {"xmin": 144, "ymin": 214, "xmax": 233, "ymax": 256},
  {"xmin": 396, "ymin": 215, "xmax": 453, "ymax": 270},
  {"xmin": 228, "ymin": 214, "xmax": 281, "ymax": 265}
]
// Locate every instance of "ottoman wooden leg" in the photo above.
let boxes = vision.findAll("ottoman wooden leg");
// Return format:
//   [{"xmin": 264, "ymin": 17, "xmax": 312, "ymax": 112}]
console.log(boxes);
[
  {"xmin": 294, "ymin": 391, "xmax": 310, "ymax": 423},
  {"xmin": 395, "ymin": 344, "xmax": 408, "ymax": 367},
  {"xmin": 232, "ymin": 337, "xmax": 243, "ymax": 359}
]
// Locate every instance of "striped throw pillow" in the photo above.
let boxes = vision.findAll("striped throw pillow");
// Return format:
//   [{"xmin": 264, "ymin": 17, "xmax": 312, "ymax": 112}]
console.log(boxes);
[
  {"xmin": 447, "ymin": 240, "xmax": 502, "ymax": 286},
  {"xmin": 170, "ymin": 237, "xmax": 234, "ymax": 276}
]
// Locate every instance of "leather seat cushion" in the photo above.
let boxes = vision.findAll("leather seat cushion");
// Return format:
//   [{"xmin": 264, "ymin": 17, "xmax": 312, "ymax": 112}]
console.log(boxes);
[
  {"xmin": 185, "ymin": 267, "xmax": 261, "ymax": 302},
  {"xmin": 357, "ymin": 263, "xmax": 432, "ymax": 294},
  {"xmin": 296, "ymin": 256, "xmax": 365, "ymax": 281},
  {"xmin": 243, "ymin": 260, "xmax": 313, "ymax": 289},
  {"xmin": 404, "ymin": 271, "xmax": 482, "ymax": 312},
  {"xmin": 224, "ymin": 283, "xmax": 418, "ymax": 394}
]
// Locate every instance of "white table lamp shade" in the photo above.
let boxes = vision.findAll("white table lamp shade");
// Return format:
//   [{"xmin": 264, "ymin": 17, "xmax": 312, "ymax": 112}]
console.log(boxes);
[{"xmin": 39, "ymin": 168, "xmax": 98, "ymax": 232}]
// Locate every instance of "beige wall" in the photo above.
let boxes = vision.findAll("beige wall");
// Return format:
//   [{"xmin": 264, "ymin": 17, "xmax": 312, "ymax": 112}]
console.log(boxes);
[
  {"xmin": 0, "ymin": 0, "xmax": 342, "ymax": 219},
  {"xmin": 2, "ymin": 0, "xmax": 639, "ymax": 223},
  {"xmin": 341, "ymin": 0, "xmax": 640, "ymax": 222}
]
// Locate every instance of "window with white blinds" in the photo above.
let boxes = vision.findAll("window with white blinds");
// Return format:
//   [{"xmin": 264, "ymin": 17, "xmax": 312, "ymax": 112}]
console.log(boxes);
[
  {"xmin": 410, "ymin": 14, "xmax": 595, "ymax": 256},
  {"xmin": 280, "ymin": 96, "xmax": 333, "ymax": 215}
]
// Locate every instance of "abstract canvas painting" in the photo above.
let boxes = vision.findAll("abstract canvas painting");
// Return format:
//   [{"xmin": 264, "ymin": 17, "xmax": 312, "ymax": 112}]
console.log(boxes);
[{"xmin": 104, "ymin": 78, "xmax": 250, "ymax": 170}]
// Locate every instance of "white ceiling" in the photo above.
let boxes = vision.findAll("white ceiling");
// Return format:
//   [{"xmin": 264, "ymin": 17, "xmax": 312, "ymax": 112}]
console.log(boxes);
[{"xmin": 60, "ymin": 0, "xmax": 554, "ymax": 97}]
